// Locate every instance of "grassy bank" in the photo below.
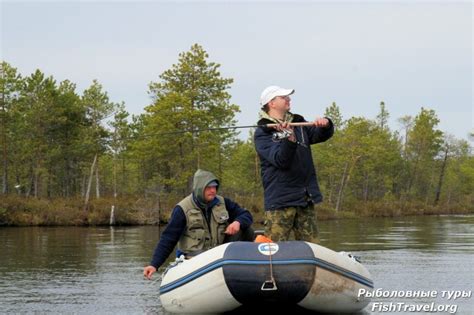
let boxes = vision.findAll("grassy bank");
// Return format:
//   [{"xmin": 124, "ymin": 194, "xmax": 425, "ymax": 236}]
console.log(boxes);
[
  {"xmin": 0, "ymin": 195, "xmax": 472, "ymax": 226},
  {"xmin": 0, "ymin": 195, "xmax": 168, "ymax": 226}
]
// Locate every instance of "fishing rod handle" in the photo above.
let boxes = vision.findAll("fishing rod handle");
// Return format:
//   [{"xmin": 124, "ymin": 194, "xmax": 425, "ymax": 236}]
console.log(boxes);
[{"xmin": 266, "ymin": 122, "xmax": 315, "ymax": 127}]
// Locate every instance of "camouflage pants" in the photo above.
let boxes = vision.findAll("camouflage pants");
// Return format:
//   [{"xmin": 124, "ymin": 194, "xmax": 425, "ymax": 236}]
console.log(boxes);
[{"xmin": 264, "ymin": 203, "xmax": 319, "ymax": 243}]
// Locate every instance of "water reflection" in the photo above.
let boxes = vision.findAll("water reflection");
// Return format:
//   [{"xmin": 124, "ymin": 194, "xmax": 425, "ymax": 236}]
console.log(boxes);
[
  {"xmin": 0, "ymin": 215, "xmax": 473, "ymax": 314},
  {"xmin": 320, "ymin": 215, "xmax": 474, "ymax": 253}
]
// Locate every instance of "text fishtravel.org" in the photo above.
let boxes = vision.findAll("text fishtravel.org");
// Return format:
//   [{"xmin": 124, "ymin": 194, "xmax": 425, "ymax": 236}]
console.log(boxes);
[{"xmin": 371, "ymin": 302, "xmax": 457, "ymax": 314}]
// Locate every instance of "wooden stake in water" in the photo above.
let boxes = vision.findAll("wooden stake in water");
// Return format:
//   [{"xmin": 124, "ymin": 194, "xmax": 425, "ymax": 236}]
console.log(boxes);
[{"xmin": 110, "ymin": 205, "xmax": 116, "ymax": 226}]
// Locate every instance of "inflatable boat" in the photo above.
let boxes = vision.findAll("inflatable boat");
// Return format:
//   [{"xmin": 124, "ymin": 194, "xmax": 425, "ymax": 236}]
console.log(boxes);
[{"xmin": 159, "ymin": 241, "xmax": 373, "ymax": 313}]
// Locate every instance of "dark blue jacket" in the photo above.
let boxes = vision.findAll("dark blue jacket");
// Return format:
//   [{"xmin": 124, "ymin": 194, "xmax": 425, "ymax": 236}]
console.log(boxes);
[
  {"xmin": 254, "ymin": 114, "xmax": 334, "ymax": 210},
  {"xmin": 150, "ymin": 195, "xmax": 253, "ymax": 269}
]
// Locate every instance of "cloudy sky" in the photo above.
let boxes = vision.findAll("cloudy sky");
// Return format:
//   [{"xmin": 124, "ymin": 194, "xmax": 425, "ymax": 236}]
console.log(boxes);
[{"xmin": 1, "ymin": 1, "xmax": 472, "ymax": 141}]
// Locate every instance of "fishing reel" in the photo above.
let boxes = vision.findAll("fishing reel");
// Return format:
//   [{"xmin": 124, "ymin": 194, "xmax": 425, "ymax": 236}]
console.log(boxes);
[{"xmin": 272, "ymin": 129, "xmax": 293, "ymax": 141}]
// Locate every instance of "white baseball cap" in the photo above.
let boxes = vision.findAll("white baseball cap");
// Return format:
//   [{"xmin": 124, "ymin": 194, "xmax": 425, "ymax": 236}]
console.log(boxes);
[{"xmin": 260, "ymin": 85, "xmax": 295, "ymax": 106}]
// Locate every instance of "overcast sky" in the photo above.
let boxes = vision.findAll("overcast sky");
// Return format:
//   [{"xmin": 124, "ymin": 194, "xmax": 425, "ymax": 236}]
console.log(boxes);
[{"xmin": 1, "ymin": 1, "xmax": 472, "ymax": 141}]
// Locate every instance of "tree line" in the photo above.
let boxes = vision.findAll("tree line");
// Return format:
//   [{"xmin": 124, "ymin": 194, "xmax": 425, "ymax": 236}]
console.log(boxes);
[{"xmin": 1, "ymin": 44, "xmax": 472, "ymax": 216}]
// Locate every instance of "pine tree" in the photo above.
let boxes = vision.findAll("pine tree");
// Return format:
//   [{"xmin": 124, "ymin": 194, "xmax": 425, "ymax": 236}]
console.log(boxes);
[
  {"xmin": 81, "ymin": 80, "xmax": 116, "ymax": 206},
  {"xmin": 376, "ymin": 101, "xmax": 389, "ymax": 130},
  {"xmin": 0, "ymin": 62, "xmax": 22, "ymax": 194},
  {"xmin": 405, "ymin": 108, "xmax": 443, "ymax": 199},
  {"xmin": 136, "ymin": 44, "xmax": 239, "ymax": 194},
  {"xmin": 324, "ymin": 102, "xmax": 343, "ymax": 130}
]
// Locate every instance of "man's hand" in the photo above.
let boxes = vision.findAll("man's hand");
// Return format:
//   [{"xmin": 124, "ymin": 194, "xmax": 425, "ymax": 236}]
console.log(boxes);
[
  {"xmin": 313, "ymin": 117, "xmax": 329, "ymax": 128},
  {"xmin": 225, "ymin": 221, "xmax": 241, "ymax": 235},
  {"xmin": 143, "ymin": 265, "xmax": 157, "ymax": 280},
  {"xmin": 273, "ymin": 122, "xmax": 296, "ymax": 142}
]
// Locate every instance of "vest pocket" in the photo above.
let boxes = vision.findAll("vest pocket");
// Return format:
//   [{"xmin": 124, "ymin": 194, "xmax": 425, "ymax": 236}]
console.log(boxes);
[
  {"xmin": 187, "ymin": 229, "xmax": 205, "ymax": 251},
  {"xmin": 187, "ymin": 209, "xmax": 204, "ymax": 229},
  {"xmin": 212, "ymin": 210, "xmax": 229, "ymax": 245},
  {"xmin": 184, "ymin": 209, "xmax": 208, "ymax": 251}
]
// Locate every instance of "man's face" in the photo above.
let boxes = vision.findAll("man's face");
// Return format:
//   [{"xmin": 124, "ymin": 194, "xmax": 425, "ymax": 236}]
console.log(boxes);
[
  {"xmin": 270, "ymin": 95, "xmax": 291, "ymax": 113},
  {"xmin": 203, "ymin": 185, "xmax": 217, "ymax": 203}
]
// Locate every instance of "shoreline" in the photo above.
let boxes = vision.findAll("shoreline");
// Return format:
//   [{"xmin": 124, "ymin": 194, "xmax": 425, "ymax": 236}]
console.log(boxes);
[{"xmin": 1, "ymin": 195, "xmax": 472, "ymax": 227}]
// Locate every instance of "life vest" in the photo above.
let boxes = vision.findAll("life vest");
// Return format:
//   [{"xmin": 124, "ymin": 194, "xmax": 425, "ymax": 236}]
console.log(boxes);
[{"xmin": 177, "ymin": 194, "xmax": 229, "ymax": 254}]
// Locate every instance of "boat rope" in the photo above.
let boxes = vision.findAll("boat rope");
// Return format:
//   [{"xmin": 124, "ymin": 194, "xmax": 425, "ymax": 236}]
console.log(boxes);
[{"xmin": 261, "ymin": 242, "xmax": 278, "ymax": 291}]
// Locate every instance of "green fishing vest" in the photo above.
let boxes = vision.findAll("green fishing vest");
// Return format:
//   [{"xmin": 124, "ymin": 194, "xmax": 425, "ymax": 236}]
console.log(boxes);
[{"xmin": 177, "ymin": 194, "xmax": 229, "ymax": 254}]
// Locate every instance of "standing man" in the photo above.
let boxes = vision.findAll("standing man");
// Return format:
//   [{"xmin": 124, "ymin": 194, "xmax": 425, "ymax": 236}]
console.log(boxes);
[
  {"xmin": 144, "ymin": 169, "xmax": 253, "ymax": 279},
  {"xmin": 254, "ymin": 85, "xmax": 334, "ymax": 243}
]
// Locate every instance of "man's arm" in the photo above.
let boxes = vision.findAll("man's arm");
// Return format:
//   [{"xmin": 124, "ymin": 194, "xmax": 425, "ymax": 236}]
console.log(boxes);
[
  {"xmin": 144, "ymin": 206, "xmax": 186, "ymax": 279},
  {"xmin": 306, "ymin": 117, "xmax": 334, "ymax": 144},
  {"xmin": 224, "ymin": 198, "xmax": 253, "ymax": 232},
  {"xmin": 254, "ymin": 128, "xmax": 297, "ymax": 169}
]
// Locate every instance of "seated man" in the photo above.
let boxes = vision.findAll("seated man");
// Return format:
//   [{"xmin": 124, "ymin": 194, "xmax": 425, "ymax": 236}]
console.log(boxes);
[{"xmin": 144, "ymin": 169, "xmax": 254, "ymax": 279}]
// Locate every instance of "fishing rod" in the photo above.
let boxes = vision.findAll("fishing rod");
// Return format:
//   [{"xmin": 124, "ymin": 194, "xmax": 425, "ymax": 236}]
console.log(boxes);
[
  {"xmin": 110, "ymin": 122, "xmax": 316, "ymax": 142},
  {"xmin": 147, "ymin": 122, "xmax": 316, "ymax": 137}
]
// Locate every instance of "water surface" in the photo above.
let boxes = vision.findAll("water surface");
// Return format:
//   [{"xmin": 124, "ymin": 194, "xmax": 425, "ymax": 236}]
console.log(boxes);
[{"xmin": 1, "ymin": 215, "xmax": 473, "ymax": 314}]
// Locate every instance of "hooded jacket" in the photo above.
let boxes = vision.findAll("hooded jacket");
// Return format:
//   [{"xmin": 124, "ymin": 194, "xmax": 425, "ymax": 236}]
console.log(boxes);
[
  {"xmin": 149, "ymin": 170, "xmax": 253, "ymax": 269},
  {"xmin": 177, "ymin": 170, "xmax": 229, "ymax": 253},
  {"xmin": 254, "ymin": 113, "xmax": 334, "ymax": 210}
]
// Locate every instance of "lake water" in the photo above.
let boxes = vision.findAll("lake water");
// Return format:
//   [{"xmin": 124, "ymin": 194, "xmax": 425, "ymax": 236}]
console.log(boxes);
[{"xmin": 1, "ymin": 215, "xmax": 473, "ymax": 314}]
